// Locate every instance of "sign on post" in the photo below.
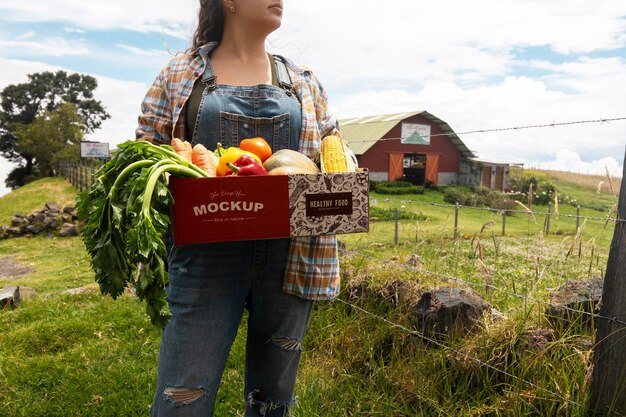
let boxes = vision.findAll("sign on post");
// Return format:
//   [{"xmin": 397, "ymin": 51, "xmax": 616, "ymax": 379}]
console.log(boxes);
[{"xmin": 80, "ymin": 141, "xmax": 110, "ymax": 159}]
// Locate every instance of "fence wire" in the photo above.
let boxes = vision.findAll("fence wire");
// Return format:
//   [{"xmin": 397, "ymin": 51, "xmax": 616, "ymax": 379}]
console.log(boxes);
[
  {"xmin": 371, "ymin": 197, "xmax": 625, "ymax": 224},
  {"xmin": 333, "ymin": 296, "xmax": 583, "ymax": 407},
  {"xmin": 339, "ymin": 248, "xmax": 626, "ymax": 328},
  {"xmin": 345, "ymin": 116, "xmax": 626, "ymax": 145}
]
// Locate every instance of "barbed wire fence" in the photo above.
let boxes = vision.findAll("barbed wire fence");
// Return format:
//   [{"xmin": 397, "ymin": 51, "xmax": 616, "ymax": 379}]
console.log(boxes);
[
  {"xmin": 330, "ymin": 218, "xmax": 620, "ymax": 411},
  {"xmin": 327, "ymin": 163, "xmax": 623, "ymax": 412},
  {"xmin": 344, "ymin": 116, "xmax": 626, "ymax": 146}
]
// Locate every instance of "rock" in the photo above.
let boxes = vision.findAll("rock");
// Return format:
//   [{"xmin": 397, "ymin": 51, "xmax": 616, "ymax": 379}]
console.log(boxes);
[
  {"xmin": 11, "ymin": 216, "xmax": 28, "ymax": 228},
  {"xmin": 59, "ymin": 223, "xmax": 78, "ymax": 237},
  {"xmin": 546, "ymin": 277, "xmax": 603, "ymax": 327},
  {"xmin": 6, "ymin": 227, "xmax": 23, "ymax": 236},
  {"xmin": 65, "ymin": 286, "xmax": 91, "ymax": 295},
  {"xmin": 45, "ymin": 202, "xmax": 60, "ymax": 213},
  {"xmin": 18, "ymin": 286, "xmax": 37, "ymax": 300},
  {"xmin": 43, "ymin": 216, "xmax": 60, "ymax": 230},
  {"xmin": 0, "ymin": 286, "xmax": 20, "ymax": 307},
  {"xmin": 524, "ymin": 328, "xmax": 555, "ymax": 350},
  {"xmin": 345, "ymin": 279, "xmax": 418, "ymax": 313},
  {"xmin": 413, "ymin": 287, "xmax": 491, "ymax": 338},
  {"xmin": 490, "ymin": 307, "xmax": 508, "ymax": 322},
  {"xmin": 30, "ymin": 212, "xmax": 46, "ymax": 224},
  {"xmin": 26, "ymin": 224, "xmax": 45, "ymax": 234},
  {"xmin": 405, "ymin": 253, "xmax": 423, "ymax": 269},
  {"xmin": 1, "ymin": 203, "xmax": 80, "ymax": 240}
]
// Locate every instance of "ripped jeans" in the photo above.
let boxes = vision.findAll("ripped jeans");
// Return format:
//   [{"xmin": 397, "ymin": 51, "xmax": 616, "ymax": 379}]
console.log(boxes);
[{"xmin": 151, "ymin": 238, "xmax": 313, "ymax": 417}]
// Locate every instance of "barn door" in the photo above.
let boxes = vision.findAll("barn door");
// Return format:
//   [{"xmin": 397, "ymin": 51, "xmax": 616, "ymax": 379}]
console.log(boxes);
[
  {"xmin": 495, "ymin": 167, "xmax": 504, "ymax": 191},
  {"xmin": 388, "ymin": 153, "xmax": 404, "ymax": 181},
  {"xmin": 482, "ymin": 166, "xmax": 492, "ymax": 188},
  {"xmin": 425, "ymin": 154, "xmax": 440, "ymax": 185}
]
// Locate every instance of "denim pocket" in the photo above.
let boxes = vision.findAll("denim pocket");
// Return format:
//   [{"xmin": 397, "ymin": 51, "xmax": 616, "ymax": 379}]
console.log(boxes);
[{"xmin": 219, "ymin": 111, "xmax": 290, "ymax": 151}]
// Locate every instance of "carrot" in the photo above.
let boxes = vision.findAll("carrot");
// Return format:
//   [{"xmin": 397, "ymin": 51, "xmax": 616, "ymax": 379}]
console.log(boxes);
[
  {"xmin": 192, "ymin": 143, "xmax": 217, "ymax": 177},
  {"xmin": 170, "ymin": 138, "xmax": 192, "ymax": 163}
]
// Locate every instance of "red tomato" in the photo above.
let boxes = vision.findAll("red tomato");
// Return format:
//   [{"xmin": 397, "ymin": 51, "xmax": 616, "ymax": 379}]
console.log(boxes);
[{"xmin": 239, "ymin": 137, "xmax": 272, "ymax": 162}]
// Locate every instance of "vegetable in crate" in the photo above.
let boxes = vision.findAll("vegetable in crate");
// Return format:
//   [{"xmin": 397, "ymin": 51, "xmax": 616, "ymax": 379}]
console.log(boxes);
[
  {"xmin": 215, "ymin": 142, "xmax": 262, "ymax": 176},
  {"xmin": 225, "ymin": 154, "xmax": 268, "ymax": 176},
  {"xmin": 76, "ymin": 140, "xmax": 211, "ymax": 328},
  {"xmin": 239, "ymin": 137, "xmax": 273, "ymax": 162},
  {"xmin": 263, "ymin": 149, "xmax": 320, "ymax": 175},
  {"xmin": 320, "ymin": 135, "xmax": 358, "ymax": 173},
  {"xmin": 191, "ymin": 143, "xmax": 218, "ymax": 176}
]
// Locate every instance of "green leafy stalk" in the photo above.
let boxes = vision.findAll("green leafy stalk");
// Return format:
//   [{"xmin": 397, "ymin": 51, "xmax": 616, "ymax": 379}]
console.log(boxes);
[{"xmin": 78, "ymin": 140, "xmax": 209, "ymax": 328}]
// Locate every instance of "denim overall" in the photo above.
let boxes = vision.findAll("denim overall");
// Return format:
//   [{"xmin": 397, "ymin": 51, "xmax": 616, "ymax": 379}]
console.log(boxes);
[{"xmin": 151, "ymin": 51, "xmax": 313, "ymax": 417}]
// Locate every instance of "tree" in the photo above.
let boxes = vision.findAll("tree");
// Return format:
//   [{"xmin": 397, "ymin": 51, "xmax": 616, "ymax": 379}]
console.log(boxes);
[
  {"xmin": 0, "ymin": 70, "xmax": 110, "ymax": 187},
  {"xmin": 15, "ymin": 102, "xmax": 84, "ymax": 178}
]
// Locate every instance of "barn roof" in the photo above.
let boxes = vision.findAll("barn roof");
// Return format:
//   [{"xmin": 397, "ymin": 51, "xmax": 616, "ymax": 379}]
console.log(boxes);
[{"xmin": 339, "ymin": 111, "xmax": 475, "ymax": 158}]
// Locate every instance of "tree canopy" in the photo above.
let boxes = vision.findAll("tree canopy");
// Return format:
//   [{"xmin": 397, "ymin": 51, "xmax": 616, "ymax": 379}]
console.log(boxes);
[
  {"xmin": 15, "ymin": 102, "xmax": 84, "ymax": 179},
  {"xmin": 0, "ymin": 70, "xmax": 110, "ymax": 188}
]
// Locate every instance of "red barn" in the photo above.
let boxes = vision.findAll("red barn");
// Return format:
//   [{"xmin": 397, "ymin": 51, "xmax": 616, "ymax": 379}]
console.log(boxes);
[{"xmin": 340, "ymin": 111, "xmax": 510, "ymax": 190}]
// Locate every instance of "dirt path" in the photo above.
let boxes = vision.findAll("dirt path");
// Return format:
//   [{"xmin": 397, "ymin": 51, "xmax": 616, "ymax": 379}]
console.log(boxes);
[{"xmin": 0, "ymin": 256, "xmax": 35, "ymax": 280}]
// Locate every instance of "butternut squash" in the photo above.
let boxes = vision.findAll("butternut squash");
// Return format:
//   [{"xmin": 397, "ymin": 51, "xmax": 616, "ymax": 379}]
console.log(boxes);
[{"xmin": 263, "ymin": 149, "xmax": 320, "ymax": 175}]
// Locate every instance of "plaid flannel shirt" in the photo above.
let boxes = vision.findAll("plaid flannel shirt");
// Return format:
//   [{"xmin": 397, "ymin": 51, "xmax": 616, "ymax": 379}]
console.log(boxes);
[{"xmin": 136, "ymin": 42, "xmax": 341, "ymax": 300}]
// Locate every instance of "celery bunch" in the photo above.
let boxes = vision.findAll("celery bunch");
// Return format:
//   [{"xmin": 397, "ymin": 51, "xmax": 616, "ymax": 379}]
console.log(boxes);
[{"xmin": 77, "ymin": 140, "xmax": 208, "ymax": 328}]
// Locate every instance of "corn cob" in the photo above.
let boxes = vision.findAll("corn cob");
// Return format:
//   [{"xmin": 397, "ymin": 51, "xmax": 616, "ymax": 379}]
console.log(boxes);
[{"xmin": 320, "ymin": 135, "xmax": 358, "ymax": 173}]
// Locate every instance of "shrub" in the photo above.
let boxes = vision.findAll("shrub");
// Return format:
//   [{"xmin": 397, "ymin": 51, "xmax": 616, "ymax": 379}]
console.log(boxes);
[
  {"xmin": 369, "ymin": 206, "xmax": 427, "ymax": 221},
  {"xmin": 508, "ymin": 173, "xmax": 561, "ymax": 205},
  {"xmin": 373, "ymin": 180, "xmax": 424, "ymax": 195},
  {"xmin": 443, "ymin": 186, "xmax": 505, "ymax": 208},
  {"xmin": 376, "ymin": 185, "xmax": 424, "ymax": 195}
]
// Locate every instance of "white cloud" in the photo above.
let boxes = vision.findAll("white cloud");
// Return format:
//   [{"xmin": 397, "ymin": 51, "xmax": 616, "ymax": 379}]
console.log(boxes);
[
  {"xmin": 115, "ymin": 43, "xmax": 170, "ymax": 57},
  {"xmin": 525, "ymin": 149, "xmax": 624, "ymax": 178},
  {"xmin": 0, "ymin": 161, "xmax": 14, "ymax": 197},
  {"xmin": 86, "ymin": 77, "xmax": 150, "ymax": 147},
  {"xmin": 0, "ymin": 0, "xmax": 198, "ymax": 39},
  {"xmin": 272, "ymin": 0, "xmax": 626, "ymax": 87},
  {"xmin": 63, "ymin": 27, "xmax": 86, "ymax": 34},
  {"xmin": 0, "ymin": 37, "xmax": 89, "ymax": 57},
  {"xmin": 15, "ymin": 30, "xmax": 35, "ymax": 40}
]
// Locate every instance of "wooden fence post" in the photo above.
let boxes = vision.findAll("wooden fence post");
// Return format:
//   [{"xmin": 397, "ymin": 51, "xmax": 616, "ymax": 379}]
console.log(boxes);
[
  {"xmin": 78, "ymin": 159, "xmax": 84, "ymax": 192},
  {"xmin": 394, "ymin": 208, "xmax": 399, "ymax": 245},
  {"xmin": 545, "ymin": 202, "xmax": 552, "ymax": 235},
  {"xmin": 454, "ymin": 202, "xmax": 460, "ymax": 240},
  {"xmin": 589, "ymin": 149, "xmax": 626, "ymax": 416},
  {"xmin": 502, "ymin": 200, "xmax": 507, "ymax": 236}
]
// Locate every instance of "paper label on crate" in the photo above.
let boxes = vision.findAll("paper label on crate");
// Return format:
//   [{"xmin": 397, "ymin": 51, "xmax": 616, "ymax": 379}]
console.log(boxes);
[
  {"xmin": 305, "ymin": 192, "xmax": 353, "ymax": 217},
  {"xmin": 288, "ymin": 171, "xmax": 370, "ymax": 237},
  {"xmin": 170, "ymin": 176, "xmax": 291, "ymax": 244}
]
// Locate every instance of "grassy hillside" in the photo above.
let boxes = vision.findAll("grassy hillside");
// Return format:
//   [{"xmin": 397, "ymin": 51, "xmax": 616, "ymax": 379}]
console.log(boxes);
[
  {"xmin": 0, "ymin": 173, "xmax": 620, "ymax": 416},
  {"xmin": 522, "ymin": 169, "xmax": 620, "ymax": 212},
  {"xmin": 532, "ymin": 168, "xmax": 621, "ymax": 195},
  {"xmin": 0, "ymin": 177, "xmax": 77, "ymax": 226}
]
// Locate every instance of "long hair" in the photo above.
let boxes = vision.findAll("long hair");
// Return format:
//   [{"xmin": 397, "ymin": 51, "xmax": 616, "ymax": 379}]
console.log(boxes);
[{"xmin": 192, "ymin": 0, "xmax": 224, "ymax": 50}]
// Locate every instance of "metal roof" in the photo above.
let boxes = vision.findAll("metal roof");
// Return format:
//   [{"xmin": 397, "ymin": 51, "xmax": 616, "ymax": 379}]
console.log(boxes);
[{"xmin": 339, "ymin": 111, "xmax": 475, "ymax": 158}]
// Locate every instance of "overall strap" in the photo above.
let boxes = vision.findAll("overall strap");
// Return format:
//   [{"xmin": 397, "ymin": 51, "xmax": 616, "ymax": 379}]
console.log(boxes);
[
  {"xmin": 201, "ymin": 54, "xmax": 217, "ymax": 91},
  {"xmin": 273, "ymin": 55, "xmax": 295, "ymax": 96}
]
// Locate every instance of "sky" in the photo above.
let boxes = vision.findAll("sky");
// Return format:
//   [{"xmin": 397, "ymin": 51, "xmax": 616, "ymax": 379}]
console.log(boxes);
[{"xmin": 0, "ymin": 0, "xmax": 625, "ymax": 196}]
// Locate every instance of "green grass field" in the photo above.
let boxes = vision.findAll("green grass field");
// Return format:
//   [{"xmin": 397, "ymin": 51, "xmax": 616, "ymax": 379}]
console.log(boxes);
[{"xmin": 0, "ymin": 173, "xmax": 620, "ymax": 416}]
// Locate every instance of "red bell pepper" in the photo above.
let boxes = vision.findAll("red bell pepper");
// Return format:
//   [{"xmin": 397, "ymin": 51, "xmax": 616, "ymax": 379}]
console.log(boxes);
[{"xmin": 225, "ymin": 155, "xmax": 268, "ymax": 176}]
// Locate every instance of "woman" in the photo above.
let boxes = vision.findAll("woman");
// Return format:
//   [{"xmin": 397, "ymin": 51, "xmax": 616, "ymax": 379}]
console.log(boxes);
[{"xmin": 136, "ymin": 0, "xmax": 341, "ymax": 416}]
